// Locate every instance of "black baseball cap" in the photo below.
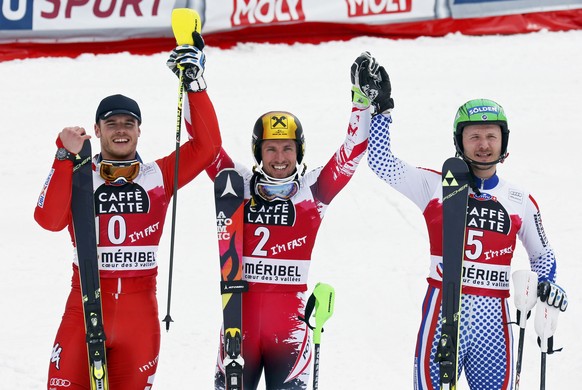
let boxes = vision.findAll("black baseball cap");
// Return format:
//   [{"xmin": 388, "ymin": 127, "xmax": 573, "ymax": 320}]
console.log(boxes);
[{"xmin": 95, "ymin": 94, "xmax": 142, "ymax": 124}]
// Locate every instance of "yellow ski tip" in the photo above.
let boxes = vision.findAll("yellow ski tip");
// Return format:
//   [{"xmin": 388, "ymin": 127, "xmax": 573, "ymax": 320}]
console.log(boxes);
[{"xmin": 171, "ymin": 8, "xmax": 202, "ymax": 45}]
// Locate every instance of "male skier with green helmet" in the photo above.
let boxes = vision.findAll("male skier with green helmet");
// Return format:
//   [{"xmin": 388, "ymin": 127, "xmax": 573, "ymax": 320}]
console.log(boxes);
[{"xmin": 362, "ymin": 51, "xmax": 568, "ymax": 389}]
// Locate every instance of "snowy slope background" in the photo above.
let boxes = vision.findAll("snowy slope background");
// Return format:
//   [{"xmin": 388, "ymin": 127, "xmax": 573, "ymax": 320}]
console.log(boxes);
[{"xmin": 1, "ymin": 30, "xmax": 581, "ymax": 388}]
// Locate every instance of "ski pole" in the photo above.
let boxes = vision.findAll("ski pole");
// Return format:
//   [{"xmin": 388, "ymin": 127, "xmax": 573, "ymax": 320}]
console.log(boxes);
[
  {"xmin": 163, "ymin": 8, "xmax": 201, "ymax": 332},
  {"xmin": 512, "ymin": 270, "xmax": 538, "ymax": 390},
  {"xmin": 534, "ymin": 283, "xmax": 563, "ymax": 390},
  {"xmin": 311, "ymin": 283, "xmax": 335, "ymax": 390}
]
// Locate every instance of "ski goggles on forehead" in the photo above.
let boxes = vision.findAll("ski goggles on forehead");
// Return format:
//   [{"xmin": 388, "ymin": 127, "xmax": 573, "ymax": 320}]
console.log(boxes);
[
  {"xmin": 99, "ymin": 160, "xmax": 140, "ymax": 183},
  {"xmin": 255, "ymin": 181, "xmax": 299, "ymax": 201}
]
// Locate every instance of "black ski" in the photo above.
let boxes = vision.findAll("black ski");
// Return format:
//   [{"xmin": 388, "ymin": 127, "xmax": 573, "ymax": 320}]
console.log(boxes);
[
  {"xmin": 214, "ymin": 168, "xmax": 248, "ymax": 390},
  {"xmin": 436, "ymin": 157, "xmax": 470, "ymax": 390},
  {"xmin": 71, "ymin": 139, "xmax": 109, "ymax": 390}
]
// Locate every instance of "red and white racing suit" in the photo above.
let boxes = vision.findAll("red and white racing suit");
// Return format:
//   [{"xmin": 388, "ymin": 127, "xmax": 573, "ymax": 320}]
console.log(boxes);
[
  {"xmin": 206, "ymin": 105, "xmax": 370, "ymax": 390},
  {"xmin": 35, "ymin": 91, "xmax": 221, "ymax": 390},
  {"xmin": 367, "ymin": 113, "xmax": 558, "ymax": 390}
]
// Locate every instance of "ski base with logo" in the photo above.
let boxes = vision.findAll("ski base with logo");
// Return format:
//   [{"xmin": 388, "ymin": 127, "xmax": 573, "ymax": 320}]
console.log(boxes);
[
  {"xmin": 214, "ymin": 168, "xmax": 248, "ymax": 390},
  {"xmin": 71, "ymin": 139, "xmax": 109, "ymax": 390},
  {"xmin": 436, "ymin": 157, "xmax": 470, "ymax": 390}
]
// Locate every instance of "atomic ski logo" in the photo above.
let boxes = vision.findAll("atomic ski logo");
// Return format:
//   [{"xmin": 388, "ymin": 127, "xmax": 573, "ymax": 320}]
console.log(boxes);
[{"xmin": 221, "ymin": 174, "xmax": 240, "ymax": 198}]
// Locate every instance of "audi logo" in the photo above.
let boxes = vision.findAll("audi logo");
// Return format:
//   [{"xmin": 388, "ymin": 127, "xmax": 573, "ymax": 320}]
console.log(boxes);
[{"xmin": 49, "ymin": 378, "xmax": 71, "ymax": 387}]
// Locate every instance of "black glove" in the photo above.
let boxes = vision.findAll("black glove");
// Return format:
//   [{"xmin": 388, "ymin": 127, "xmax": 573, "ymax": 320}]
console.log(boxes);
[
  {"xmin": 167, "ymin": 32, "xmax": 207, "ymax": 92},
  {"xmin": 538, "ymin": 281, "xmax": 568, "ymax": 312},
  {"xmin": 350, "ymin": 51, "xmax": 394, "ymax": 114},
  {"xmin": 372, "ymin": 66, "xmax": 394, "ymax": 115}
]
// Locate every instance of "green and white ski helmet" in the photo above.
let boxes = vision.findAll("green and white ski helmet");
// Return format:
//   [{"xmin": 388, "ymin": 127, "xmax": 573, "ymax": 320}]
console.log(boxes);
[{"xmin": 453, "ymin": 99, "xmax": 510, "ymax": 163}]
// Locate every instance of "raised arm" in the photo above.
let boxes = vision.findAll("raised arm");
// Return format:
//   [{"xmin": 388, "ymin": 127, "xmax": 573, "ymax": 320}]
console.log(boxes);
[
  {"xmin": 365, "ymin": 55, "xmax": 440, "ymax": 211},
  {"xmin": 34, "ymin": 128, "xmax": 91, "ymax": 231},
  {"xmin": 159, "ymin": 32, "xmax": 222, "ymax": 197},
  {"xmin": 312, "ymin": 52, "xmax": 391, "ymax": 205}
]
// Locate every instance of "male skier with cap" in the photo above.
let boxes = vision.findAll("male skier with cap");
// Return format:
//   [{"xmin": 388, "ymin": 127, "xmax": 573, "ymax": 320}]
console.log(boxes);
[{"xmin": 35, "ymin": 36, "xmax": 220, "ymax": 389}]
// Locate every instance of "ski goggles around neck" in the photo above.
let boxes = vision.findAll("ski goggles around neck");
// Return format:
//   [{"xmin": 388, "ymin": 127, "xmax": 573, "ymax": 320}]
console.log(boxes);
[
  {"xmin": 99, "ymin": 159, "xmax": 140, "ymax": 183},
  {"xmin": 255, "ymin": 180, "xmax": 299, "ymax": 202}
]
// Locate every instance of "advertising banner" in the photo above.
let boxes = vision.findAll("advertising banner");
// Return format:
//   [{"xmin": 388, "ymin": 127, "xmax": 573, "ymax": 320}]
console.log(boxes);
[
  {"xmin": 1, "ymin": 0, "xmax": 581, "ymax": 61},
  {"xmin": 0, "ymin": 0, "xmax": 439, "ymax": 41},
  {"xmin": 449, "ymin": 0, "xmax": 582, "ymax": 19},
  {"xmin": 0, "ymin": 0, "xmax": 178, "ymax": 40},
  {"xmin": 204, "ymin": 0, "xmax": 437, "ymax": 34}
]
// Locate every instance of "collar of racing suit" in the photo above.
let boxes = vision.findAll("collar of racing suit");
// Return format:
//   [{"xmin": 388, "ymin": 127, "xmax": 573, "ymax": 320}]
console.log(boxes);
[
  {"xmin": 96, "ymin": 151, "xmax": 143, "ymax": 163},
  {"xmin": 470, "ymin": 172, "xmax": 499, "ymax": 191}
]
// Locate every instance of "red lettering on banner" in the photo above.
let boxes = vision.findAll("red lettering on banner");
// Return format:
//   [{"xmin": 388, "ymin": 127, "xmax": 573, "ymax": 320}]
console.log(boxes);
[
  {"xmin": 152, "ymin": 0, "xmax": 160, "ymax": 16},
  {"xmin": 66, "ymin": 0, "xmax": 89, "ymax": 18},
  {"xmin": 231, "ymin": 0, "xmax": 305, "ymax": 27},
  {"xmin": 120, "ymin": 0, "xmax": 142, "ymax": 17},
  {"xmin": 94, "ymin": 0, "xmax": 116, "ymax": 18},
  {"xmin": 41, "ymin": 0, "xmax": 60, "ymax": 18},
  {"xmin": 40, "ymin": 0, "xmax": 159, "ymax": 19},
  {"xmin": 346, "ymin": 0, "xmax": 411, "ymax": 16}
]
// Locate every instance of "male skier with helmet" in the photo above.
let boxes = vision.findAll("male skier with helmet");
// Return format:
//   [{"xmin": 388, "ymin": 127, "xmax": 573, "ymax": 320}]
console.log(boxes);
[
  {"xmin": 203, "ymin": 53, "xmax": 384, "ymax": 389},
  {"xmin": 363, "ymin": 52, "xmax": 568, "ymax": 389}
]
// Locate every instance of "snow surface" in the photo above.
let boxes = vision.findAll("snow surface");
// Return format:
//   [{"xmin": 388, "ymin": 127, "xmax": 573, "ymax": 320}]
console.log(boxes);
[{"xmin": 1, "ymin": 30, "xmax": 581, "ymax": 388}]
